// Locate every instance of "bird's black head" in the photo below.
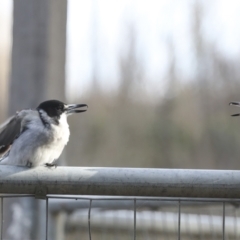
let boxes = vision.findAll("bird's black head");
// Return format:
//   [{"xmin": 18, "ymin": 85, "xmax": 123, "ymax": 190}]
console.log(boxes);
[
  {"xmin": 37, "ymin": 100, "xmax": 65, "ymax": 118},
  {"xmin": 37, "ymin": 100, "xmax": 88, "ymax": 120}
]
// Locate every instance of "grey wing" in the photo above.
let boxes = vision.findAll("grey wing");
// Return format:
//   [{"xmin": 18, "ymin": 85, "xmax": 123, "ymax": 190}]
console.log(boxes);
[{"xmin": 0, "ymin": 115, "xmax": 22, "ymax": 156}]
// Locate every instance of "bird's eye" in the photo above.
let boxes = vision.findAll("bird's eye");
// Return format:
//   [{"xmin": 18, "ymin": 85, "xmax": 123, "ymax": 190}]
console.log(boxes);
[{"xmin": 57, "ymin": 106, "xmax": 64, "ymax": 111}]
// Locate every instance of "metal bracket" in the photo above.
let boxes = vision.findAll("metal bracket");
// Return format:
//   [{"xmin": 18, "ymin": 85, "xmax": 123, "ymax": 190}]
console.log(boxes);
[{"xmin": 35, "ymin": 186, "xmax": 48, "ymax": 199}]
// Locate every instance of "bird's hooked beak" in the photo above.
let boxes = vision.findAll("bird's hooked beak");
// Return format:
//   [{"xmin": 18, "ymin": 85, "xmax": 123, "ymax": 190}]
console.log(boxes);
[
  {"xmin": 65, "ymin": 104, "xmax": 88, "ymax": 115},
  {"xmin": 229, "ymin": 102, "xmax": 240, "ymax": 116}
]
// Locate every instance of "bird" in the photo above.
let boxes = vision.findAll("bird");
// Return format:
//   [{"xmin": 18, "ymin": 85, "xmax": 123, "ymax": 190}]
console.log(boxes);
[
  {"xmin": 0, "ymin": 100, "xmax": 87, "ymax": 167},
  {"xmin": 229, "ymin": 101, "xmax": 240, "ymax": 116}
]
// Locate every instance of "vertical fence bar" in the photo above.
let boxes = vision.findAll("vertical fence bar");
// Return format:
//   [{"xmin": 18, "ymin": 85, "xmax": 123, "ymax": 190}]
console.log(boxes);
[
  {"xmin": 234, "ymin": 208, "xmax": 237, "ymax": 239},
  {"xmin": 0, "ymin": 197, "xmax": 2, "ymax": 240},
  {"xmin": 178, "ymin": 200, "xmax": 181, "ymax": 240},
  {"xmin": 46, "ymin": 197, "xmax": 49, "ymax": 240},
  {"xmin": 134, "ymin": 199, "xmax": 136, "ymax": 240},
  {"xmin": 222, "ymin": 202, "xmax": 225, "ymax": 240},
  {"xmin": 88, "ymin": 199, "xmax": 92, "ymax": 240}
]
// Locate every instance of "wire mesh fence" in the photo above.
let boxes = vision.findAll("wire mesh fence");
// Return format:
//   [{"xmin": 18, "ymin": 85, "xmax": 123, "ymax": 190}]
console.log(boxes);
[
  {"xmin": 0, "ymin": 166, "xmax": 240, "ymax": 239},
  {"xmin": 48, "ymin": 196, "xmax": 240, "ymax": 240},
  {"xmin": 1, "ymin": 195, "xmax": 240, "ymax": 240}
]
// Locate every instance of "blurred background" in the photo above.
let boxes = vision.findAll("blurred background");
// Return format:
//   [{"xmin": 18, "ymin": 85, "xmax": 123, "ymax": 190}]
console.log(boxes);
[
  {"xmin": 1, "ymin": 0, "xmax": 240, "ymax": 170},
  {"xmin": 1, "ymin": 1, "xmax": 240, "ymax": 239}
]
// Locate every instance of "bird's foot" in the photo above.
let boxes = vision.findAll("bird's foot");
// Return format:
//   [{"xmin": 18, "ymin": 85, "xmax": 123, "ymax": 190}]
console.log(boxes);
[{"xmin": 45, "ymin": 163, "xmax": 57, "ymax": 168}]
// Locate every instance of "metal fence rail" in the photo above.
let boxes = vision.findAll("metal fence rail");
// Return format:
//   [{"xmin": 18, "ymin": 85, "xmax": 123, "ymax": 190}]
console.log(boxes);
[
  {"xmin": 0, "ymin": 166, "xmax": 240, "ymax": 240},
  {"xmin": 0, "ymin": 166, "xmax": 240, "ymax": 198}
]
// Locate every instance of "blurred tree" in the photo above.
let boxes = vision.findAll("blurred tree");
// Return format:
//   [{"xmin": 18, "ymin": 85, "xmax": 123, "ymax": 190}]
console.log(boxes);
[
  {"xmin": 118, "ymin": 23, "xmax": 143, "ymax": 103},
  {"xmin": 0, "ymin": 11, "xmax": 10, "ymax": 123},
  {"xmin": 4, "ymin": 0, "xmax": 67, "ymax": 239},
  {"xmin": 90, "ymin": 0, "xmax": 101, "ymax": 94},
  {"xmin": 68, "ymin": 1, "xmax": 240, "ymax": 175},
  {"xmin": 10, "ymin": 0, "xmax": 66, "ymax": 111}
]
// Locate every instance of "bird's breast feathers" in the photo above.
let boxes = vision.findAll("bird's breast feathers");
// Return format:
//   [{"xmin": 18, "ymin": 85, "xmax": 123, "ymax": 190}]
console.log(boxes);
[{"xmin": 50, "ymin": 113, "xmax": 70, "ymax": 146}]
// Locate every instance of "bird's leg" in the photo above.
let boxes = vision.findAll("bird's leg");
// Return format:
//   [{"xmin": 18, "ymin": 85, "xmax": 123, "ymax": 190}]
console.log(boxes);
[{"xmin": 26, "ymin": 161, "xmax": 32, "ymax": 168}]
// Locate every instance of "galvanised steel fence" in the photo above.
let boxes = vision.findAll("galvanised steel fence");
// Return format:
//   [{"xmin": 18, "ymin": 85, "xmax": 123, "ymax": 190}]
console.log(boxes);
[{"xmin": 0, "ymin": 166, "xmax": 240, "ymax": 239}]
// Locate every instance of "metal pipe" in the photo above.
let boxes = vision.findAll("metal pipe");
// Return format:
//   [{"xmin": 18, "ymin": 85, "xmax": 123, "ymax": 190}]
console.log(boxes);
[
  {"xmin": 178, "ymin": 200, "xmax": 181, "ymax": 240},
  {"xmin": 88, "ymin": 199, "xmax": 92, "ymax": 240},
  {"xmin": 0, "ymin": 166, "xmax": 240, "ymax": 198},
  {"xmin": 133, "ymin": 199, "xmax": 136, "ymax": 240},
  {"xmin": 46, "ymin": 197, "xmax": 48, "ymax": 240},
  {"xmin": 48, "ymin": 198, "xmax": 221, "ymax": 213},
  {"xmin": 0, "ymin": 198, "xmax": 2, "ymax": 240},
  {"xmin": 67, "ymin": 209, "xmax": 240, "ymax": 237}
]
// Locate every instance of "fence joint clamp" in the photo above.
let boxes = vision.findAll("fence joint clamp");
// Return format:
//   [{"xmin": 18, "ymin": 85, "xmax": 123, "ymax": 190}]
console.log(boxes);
[{"xmin": 35, "ymin": 186, "xmax": 48, "ymax": 199}]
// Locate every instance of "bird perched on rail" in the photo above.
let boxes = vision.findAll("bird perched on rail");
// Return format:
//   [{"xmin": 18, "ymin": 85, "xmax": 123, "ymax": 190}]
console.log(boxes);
[
  {"xmin": 0, "ymin": 100, "xmax": 87, "ymax": 167},
  {"xmin": 229, "ymin": 101, "xmax": 240, "ymax": 116}
]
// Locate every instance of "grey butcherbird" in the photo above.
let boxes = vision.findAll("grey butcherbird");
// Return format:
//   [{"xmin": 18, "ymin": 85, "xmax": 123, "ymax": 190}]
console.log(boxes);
[
  {"xmin": 229, "ymin": 101, "xmax": 240, "ymax": 116},
  {"xmin": 0, "ymin": 100, "xmax": 88, "ymax": 167}
]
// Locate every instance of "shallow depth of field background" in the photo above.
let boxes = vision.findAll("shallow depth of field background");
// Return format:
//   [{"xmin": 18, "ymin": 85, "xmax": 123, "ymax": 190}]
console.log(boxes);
[
  {"xmin": 1, "ymin": 0, "xmax": 240, "ymax": 169},
  {"xmin": 1, "ymin": 1, "xmax": 240, "ymax": 240}
]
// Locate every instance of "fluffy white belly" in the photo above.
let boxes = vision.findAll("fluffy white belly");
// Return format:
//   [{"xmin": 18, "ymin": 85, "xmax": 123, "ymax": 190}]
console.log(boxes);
[
  {"xmin": 2, "ymin": 115, "xmax": 70, "ymax": 167},
  {"xmin": 31, "ymin": 142, "xmax": 66, "ymax": 166}
]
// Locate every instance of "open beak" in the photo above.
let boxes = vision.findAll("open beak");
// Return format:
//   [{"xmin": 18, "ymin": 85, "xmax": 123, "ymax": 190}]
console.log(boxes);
[
  {"xmin": 229, "ymin": 102, "xmax": 240, "ymax": 116},
  {"xmin": 66, "ymin": 104, "xmax": 88, "ymax": 115}
]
